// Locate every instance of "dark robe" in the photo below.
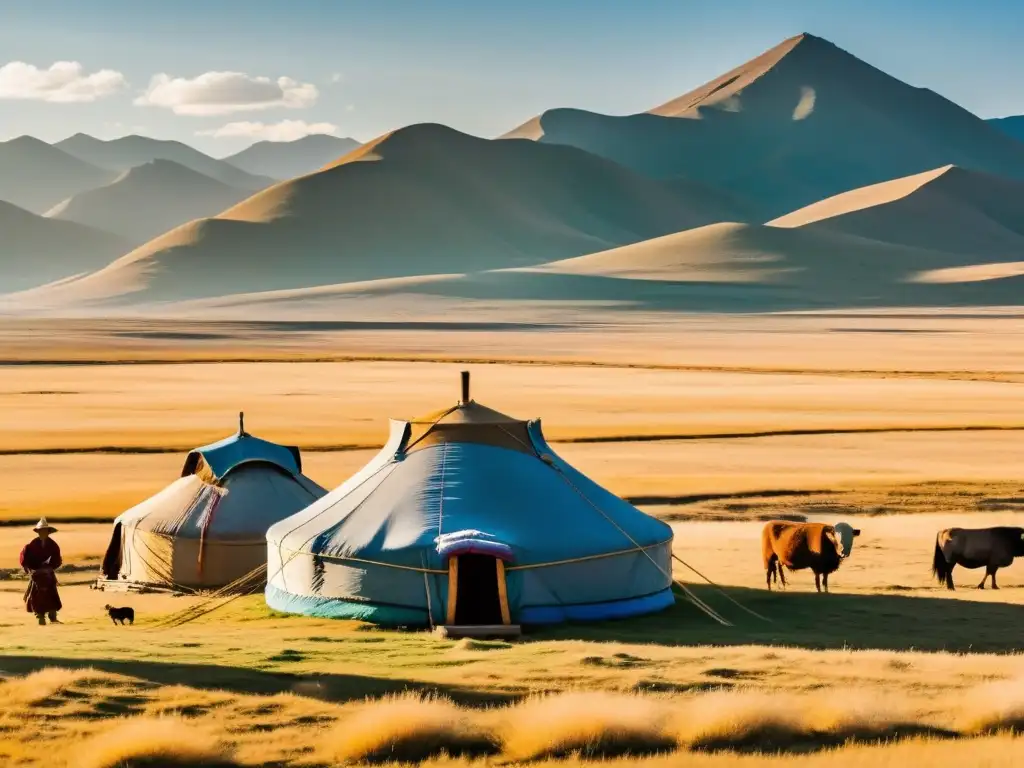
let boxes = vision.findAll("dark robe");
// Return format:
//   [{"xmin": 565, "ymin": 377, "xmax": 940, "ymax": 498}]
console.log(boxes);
[{"xmin": 20, "ymin": 538, "xmax": 63, "ymax": 614}]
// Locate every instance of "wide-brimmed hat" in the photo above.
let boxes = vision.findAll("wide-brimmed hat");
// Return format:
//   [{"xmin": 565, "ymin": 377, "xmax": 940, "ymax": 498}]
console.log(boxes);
[{"xmin": 33, "ymin": 518, "xmax": 57, "ymax": 533}]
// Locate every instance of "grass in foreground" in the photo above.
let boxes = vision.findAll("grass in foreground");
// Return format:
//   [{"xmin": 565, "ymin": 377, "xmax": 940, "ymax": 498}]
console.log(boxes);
[
  {"xmin": 5, "ymin": 670, "xmax": 1024, "ymax": 766},
  {"xmin": 76, "ymin": 717, "xmax": 239, "ymax": 768}
]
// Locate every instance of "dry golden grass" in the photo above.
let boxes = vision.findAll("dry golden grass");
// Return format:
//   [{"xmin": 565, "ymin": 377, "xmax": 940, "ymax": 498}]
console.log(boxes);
[
  {"xmin": 5, "ymin": 313, "xmax": 1024, "ymax": 374},
  {"xmin": 0, "ymin": 667, "xmax": 104, "ymax": 706},
  {"xmin": 499, "ymin": 693, "xmax": 674, "ymax": 760},
  {"xmin": 4, "ymin": 359, "xmax": 1024, "ymax": 454},
  {"xmin": 957, "ymin": 677, "xmax": 1024, "ymax": 735},
  {"xmin": 0, "ymin": 670, "xmax": 1022, "ymax": 766},
  {"xmin": 5, "ymin": 313, "xmax": 1024, "ymax": 522},
  {"xmin": 75, "ymin": 716, "xmax": 238, "ymax": 768},
  {"xmin": 671, "ymin": 689, "xmax": 949, "ymax": 752},
  {"xmin": 327, "ymin": 694, "xmax": 499, "ymax": 763}
]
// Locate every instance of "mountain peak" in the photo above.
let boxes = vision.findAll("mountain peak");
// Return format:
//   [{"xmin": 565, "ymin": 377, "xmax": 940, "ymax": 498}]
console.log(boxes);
[
  {"xmin": 648, "ymin": 32, "xmax": 852, "ymax": 117},
  {"xmin": 4, "ymin": 135, "xmax": 51, "ymax": 149}
]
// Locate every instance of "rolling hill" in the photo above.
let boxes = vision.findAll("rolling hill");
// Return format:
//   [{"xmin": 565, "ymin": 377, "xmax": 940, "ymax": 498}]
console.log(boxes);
[
  {"xmin": 117, "ymin": 166, "xmax": 1024, "ymax": 317},
  {"xmin": 0, "ymin": 200, "xmax": 129, "ymax": 292},
  {"xmin": 534, "ymin": 220, "xmax": 975, "ymax": 286},
  {"xmin": 19, "ymin": 123, "xmax": 742, "ymax": 305},
  {"xmin": 44, "ymin": 159, "xmax": 252, "ymax": 245},
  {"xmin": 0, "ymin": 137, "xmax": 115, "ymax": 214},
  {"xmin": 55, "ymin": 134, "xmax": 271, "ymax": 190},
  {"xmin": 223, "ymin": 135, "xmax": 362, "ymax": 180},
  {"xmin": 769, "ymin": 165, "xmax": 1024, "ymax": 257},
  {"xmin": 503, "ymin": 33, "xmax": 1024, "ymax": 219},
  {"xmin": 135, "ymin": 220, "xmax": 1024, "ymax": 319}
]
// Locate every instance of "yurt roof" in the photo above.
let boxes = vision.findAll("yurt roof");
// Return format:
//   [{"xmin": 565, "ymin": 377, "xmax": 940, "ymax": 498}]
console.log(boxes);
[
  {"xmin": 405, "ymin": 376, "xmax": 533, "ymax": 455},
  {"xmin": 180, "ymin": 418, "xmax": 302, "ymax": 482},
  {"xmin": 410, "ymin": 400, "xmax": 522, "ymax": 426}
]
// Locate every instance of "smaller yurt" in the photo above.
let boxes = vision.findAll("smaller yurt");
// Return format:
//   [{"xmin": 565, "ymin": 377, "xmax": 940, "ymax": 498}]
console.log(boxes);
[
  {"xmin": 100, "ymin": 415, "xmax": 326, "ymax": 591},
  {"xmin": 266, "ymin": 373, "xmax": 675, "ymax": 629}
]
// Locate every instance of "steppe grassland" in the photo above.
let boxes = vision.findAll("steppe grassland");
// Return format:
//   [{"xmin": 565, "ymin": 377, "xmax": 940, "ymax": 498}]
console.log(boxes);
[{"xmin": 3, "ymin": 314, "xmax": 1024, "ymax": 765}]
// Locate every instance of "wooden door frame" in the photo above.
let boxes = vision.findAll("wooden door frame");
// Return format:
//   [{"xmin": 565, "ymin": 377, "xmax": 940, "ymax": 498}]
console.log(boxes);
[{"xmin": 445, "ymin": 555, "xmax": 511, "ymax": 625}]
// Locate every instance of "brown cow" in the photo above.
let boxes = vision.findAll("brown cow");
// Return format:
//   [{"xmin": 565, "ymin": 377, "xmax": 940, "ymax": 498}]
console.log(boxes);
[
  {"xmin": 932, "ymin": 527, "xmax": 1024, "ymax": 590},
  {"xmin": 762, "ymin": 521, "xmax": 860, "ymax": 593}
]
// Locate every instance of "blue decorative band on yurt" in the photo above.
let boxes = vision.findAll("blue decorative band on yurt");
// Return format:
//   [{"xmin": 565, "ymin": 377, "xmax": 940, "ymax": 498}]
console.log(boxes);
[
  {"xmin": 519, "ymin": 587, "xmax": 675, "ymax": 624},
  {"xmin": 265, "ymin": 584, "xmax": 429, "ymax": 626}
]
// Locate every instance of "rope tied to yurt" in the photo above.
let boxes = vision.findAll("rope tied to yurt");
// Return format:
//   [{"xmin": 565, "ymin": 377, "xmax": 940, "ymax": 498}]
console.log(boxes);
[
  {"xmin": 546, "ymin": 463, "xmax": 733, "ymax": 626},
  {"xmin": 403, "ymin": 403, "xmax": 461, "ymax": 454},
  {"xmin": 147, "ymin": 563, "xmax": 268, "ymax": 630},
  {"xmin": 670, "ymin": 553, "xmax": 772, "ymax": 623},
  {"xmin": 421, "ymin": 555, "xmax": 436, "ymax": 631},
  {"xmin": 492, "ymin": 421, "xmax": 771, "ymax": 626}
]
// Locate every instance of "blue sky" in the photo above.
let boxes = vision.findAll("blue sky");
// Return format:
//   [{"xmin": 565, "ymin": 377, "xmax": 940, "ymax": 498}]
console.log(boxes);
[{"xmin": 2, "ymin": 0, "xmax": 1023, "ymax": 156}]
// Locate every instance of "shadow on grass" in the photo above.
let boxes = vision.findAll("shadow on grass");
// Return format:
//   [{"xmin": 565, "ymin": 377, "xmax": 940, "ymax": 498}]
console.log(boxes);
[
  {"xmin": 0, "ymin": 655, "xmax": 519, "ymax": 706},
  {"xmin": 689, "ymin": 723, "xmax": 960, "ymax": 755},
  {"xmin": 531, "ymin": 584, "xmax": 1024, "ymax": 653}
]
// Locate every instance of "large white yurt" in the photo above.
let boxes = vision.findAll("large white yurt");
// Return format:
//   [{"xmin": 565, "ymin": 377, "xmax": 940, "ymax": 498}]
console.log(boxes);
[
  {"xmin": 101, "ymin": 416, "xmax": 326, "ymax": 591},
  {"xmin": 266, "ymin": 374, "xmax": 674, "ymax": 627}
]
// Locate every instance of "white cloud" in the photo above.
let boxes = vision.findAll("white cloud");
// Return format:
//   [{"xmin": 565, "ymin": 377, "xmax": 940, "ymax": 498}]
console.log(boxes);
[
  {"xmin": 0, "ymin": 61, "xmax": 126, "ymax": 103},
  {"xmin": 135, "ymin": 71, "xmax": 318, "ymax": 116},
  {"xmin": 329, "ymin": 72, "xmax": 343, "ymax": 84},
  {"xmin": 197, "ymin": 119, "xmax": 338, "ymax": 142}
]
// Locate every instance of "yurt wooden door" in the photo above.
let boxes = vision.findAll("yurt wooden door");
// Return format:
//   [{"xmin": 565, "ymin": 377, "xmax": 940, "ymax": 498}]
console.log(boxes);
[{"xmin": 446, "ymin": 554, "xmax": 511, "ymax": 626}]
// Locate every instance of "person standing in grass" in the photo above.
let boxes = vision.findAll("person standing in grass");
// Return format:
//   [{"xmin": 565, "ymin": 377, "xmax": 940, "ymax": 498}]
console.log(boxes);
[{"xmin": 20, "ymin": 518, "xmax": 63, "ymax": 625}]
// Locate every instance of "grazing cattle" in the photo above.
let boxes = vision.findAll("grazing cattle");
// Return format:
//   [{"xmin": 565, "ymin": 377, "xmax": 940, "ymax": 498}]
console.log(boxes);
[
  {"xmin": 762, "ymin": 521, "xmax": 860, "ymax": 593},
  {"xmin": 931, "ymin": 527, "xmax": 1024, "ymax": 590}
]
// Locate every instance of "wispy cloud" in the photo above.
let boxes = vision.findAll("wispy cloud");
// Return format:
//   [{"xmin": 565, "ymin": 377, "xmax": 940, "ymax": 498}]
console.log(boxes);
[
  {"xmin": 197, "ymin": 119, "xmax": 338, "ymax": 142},
  {"xmin": 0, "ymin": 61, "xmax": 126, "ymax": 103},
  {"xmin": 135, "ymin": 71, "xmax": 318, "ymax": 116},
  {"xmin": 329, "ymin": 72, "xmax": 344, "ymax": 84}
]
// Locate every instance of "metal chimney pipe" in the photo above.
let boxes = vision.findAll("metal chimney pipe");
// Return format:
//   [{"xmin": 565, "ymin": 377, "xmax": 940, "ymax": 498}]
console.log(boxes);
[
  {"xmin": 460, "ymin": 371, "xmax": 470, "ymax": 404},
  {"xmin": 239, "ymin": 411, "xmax": 246, "ymax": 435}
]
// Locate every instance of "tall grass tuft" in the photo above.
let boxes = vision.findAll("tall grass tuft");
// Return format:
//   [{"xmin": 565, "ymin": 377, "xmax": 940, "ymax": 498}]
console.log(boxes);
[
  {"xmin": 499, "ymin": 692, "xmax": 677, "ymax": 760},
  {"xmin": 325, "ymin": 693, "xmax": 500, "ymax": 764},
  {"xmin": 676, "ymin": 690, "xmax": 952, "ymax": 753},
  {"xmin": 73, "ymin": 716, "xmax": 239, "ymax": 768},
  {"xmin": 959, "ymin": 677, "xmax": 1024, "ymax": 734},
  {"xmin": 0, "ymin": 667, "xmax": 107, "ymax": 708}
]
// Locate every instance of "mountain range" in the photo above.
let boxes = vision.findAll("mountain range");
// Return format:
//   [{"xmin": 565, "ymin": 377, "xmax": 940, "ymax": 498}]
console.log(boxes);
[
  {"xmin": 55, "ymin": 134, "xmax": 271, "ymax": 189},
  {"xmin": 4, "ymin": 32, "xmax": 1024, "ymax": 315},
  {"xmin": 504, "ymin": 34, "xmax": 1024, "ymax": 220},
  {"xmin": 20, "ymin": 124, "xmax": 738, "ymax": 304}
]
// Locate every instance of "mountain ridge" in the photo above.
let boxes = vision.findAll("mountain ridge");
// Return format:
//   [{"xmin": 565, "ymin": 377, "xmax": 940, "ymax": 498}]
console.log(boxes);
[
  {"xmin": 55, "ymin": 133, "xmax": 272, "ymax": 190},
  {"xmin": 0, "ymin": 136, "xmax": 115, "ymax": 214},
  {"xmin": 44, "ymin": 158, "xmax": 252, "ymax": 245},
  {"xmin": 17, "ymin": 122, "xmax": 743, "ymax": 305}
]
